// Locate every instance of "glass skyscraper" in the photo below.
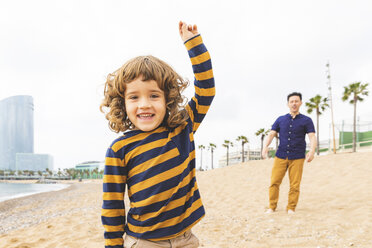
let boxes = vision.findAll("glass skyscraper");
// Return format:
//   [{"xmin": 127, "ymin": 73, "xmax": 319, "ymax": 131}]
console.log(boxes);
[
  {"xmin": 16, "ymin": 153, "xmax": 53, "ymax": 172},
  {"xmin": 0, "ymin": 95, "xmax": 34, "ymax": 171}
]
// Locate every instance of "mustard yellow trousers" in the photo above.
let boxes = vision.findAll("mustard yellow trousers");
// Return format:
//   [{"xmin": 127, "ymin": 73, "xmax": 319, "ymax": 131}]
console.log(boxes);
[{"xmin": 269, "ymin": 157, "xmax": 305, "ymax": 211}]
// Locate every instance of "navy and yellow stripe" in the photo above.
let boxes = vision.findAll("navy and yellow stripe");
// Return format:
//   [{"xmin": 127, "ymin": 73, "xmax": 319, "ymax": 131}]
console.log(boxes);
[
  {"xmin": 184, "ymin": 35, "xmax": 215, "ymax": 133},
  {"xmin": 102, "ymin": 34, "xmax": 215, "ymax": 247}
]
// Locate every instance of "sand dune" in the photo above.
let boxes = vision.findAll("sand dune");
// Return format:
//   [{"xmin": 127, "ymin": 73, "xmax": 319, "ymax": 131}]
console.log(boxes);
[{"xmin": 1, "ymin": 151, "xmax": 371, "ymax": 248}]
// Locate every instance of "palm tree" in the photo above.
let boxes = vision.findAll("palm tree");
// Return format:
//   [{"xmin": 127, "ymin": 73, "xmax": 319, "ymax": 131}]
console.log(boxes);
[
  {"xmin": 93, "ymin": 168, "xmax": 99, "ymax": 177},
  {"xmin": 342, "ymin": 82, "xmax": 369, "ymax": 152},
  {"xmin": 84, "ymin": 169, "xmax": 90, "ymax": 179},
  {"xmin": 46, "ymin": 168, "xmax": 53, "ymax": 176},
  {"xmin": 306, "ymin": 94, "xmax": 329, "ymax": 155},
  {"xmin": 198, "ymin": 145, "xmax": 206, "ymax": 171},
  {"xmin": 255, "ymin": 128, "xmax": 269, "ymax": 158},
  {"xmin": 64, "ymin": 168, "xmax": 73, "ymax": 179},
  {"xmin": 208, "ymin": 143, "xmax": 217, "ymax": 170},
  {"xmin": 236, "ymin": 136, "xmax": 249, "ymax": 163},
  {"xmin": 73, "ymin": 169, "xmax": 79, "ymax": 179},
  {"xmin": 222, "ymin": 140, "xmax": 233, "ymax": 166}
]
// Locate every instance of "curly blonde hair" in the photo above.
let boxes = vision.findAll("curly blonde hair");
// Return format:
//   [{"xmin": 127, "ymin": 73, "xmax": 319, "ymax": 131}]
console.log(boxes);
[{"xmin": 100, "ymin": 55, "xmax": 189, "ymax": 133}]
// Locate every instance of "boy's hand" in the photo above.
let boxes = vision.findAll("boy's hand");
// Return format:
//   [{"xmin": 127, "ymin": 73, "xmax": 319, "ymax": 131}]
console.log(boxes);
[{"xmin": 179, "ymin": 21, "xmax": 199, "ymax": 42}]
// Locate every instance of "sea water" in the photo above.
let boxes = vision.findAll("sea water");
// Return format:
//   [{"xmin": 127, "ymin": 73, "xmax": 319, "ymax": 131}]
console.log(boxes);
[{"xmin": 0, "ymin": 182, "xmax": 69, "ymax": 202}]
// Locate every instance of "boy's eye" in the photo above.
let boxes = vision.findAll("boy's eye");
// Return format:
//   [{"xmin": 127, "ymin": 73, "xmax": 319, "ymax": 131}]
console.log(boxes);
[
  {"xmin": 150, "ymin": 94, "xmax": 160, "ymax": 98},
  {"xmin": 128, "ymin": 96, "xmax": 138, "ymax": 100}
]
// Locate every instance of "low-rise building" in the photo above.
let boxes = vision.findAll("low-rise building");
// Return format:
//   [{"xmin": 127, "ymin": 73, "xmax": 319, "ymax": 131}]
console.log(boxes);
[
  {"xmin": 218, "ymin": 148, "xmax": 267, "ymax": 168},
  {"xmin": 75, "ymin": 161, "xmax": 104, "ymax": 171}
]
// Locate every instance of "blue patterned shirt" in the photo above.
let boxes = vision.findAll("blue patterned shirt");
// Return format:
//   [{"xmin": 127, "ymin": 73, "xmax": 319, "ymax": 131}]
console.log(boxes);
[{"xmin": 272, "ymin": 113, "xmax": 315, "ymax": 159}]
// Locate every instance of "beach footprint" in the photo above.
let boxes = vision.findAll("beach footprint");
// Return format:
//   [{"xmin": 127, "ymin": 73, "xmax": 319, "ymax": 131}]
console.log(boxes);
[
  {"xmin": 10, "ymin": 237, "xmax": 19, "ymax": 243},
  {"xmin": 14, "ymin": 243, "xmax": 31, "ymax": 248}
]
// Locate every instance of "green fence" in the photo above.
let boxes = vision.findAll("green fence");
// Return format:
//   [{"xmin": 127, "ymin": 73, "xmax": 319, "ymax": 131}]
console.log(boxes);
[{"xmin": 339, "ymin": 131, "xmax": 372, "ymax": 148}]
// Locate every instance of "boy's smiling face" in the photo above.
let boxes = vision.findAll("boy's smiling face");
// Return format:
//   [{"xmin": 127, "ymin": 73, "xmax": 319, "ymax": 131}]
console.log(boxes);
[{"xmin": 124, "ymin": 77, "xmax": 166, "ymax": 132}]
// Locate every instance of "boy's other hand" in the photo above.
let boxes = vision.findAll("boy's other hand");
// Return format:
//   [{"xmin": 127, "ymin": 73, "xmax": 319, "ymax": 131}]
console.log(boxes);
[{"xmin": 179, "ymin": 21, "xmax": 199, "ymax": 42}]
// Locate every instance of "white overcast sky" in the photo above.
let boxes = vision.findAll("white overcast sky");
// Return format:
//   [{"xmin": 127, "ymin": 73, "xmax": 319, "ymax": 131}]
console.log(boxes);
[{"xmin": 1, "ymin": 0, "xmax": 372, "ymax": 170}]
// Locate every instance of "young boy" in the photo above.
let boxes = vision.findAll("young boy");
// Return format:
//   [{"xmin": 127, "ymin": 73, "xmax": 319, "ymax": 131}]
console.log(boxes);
[{"xmin": 100, "ymin": 21, "xmax": 215, "ymax": 248}]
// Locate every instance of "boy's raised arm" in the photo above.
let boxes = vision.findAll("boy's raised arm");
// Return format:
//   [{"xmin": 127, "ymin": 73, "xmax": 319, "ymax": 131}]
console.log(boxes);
[
  {"xmin": 179, "ymin": 21, "xmax": 199, "ymax": 42},
  {"xmin": 180, "ymin": 21, "xmax": 215, "ymax": 133}
]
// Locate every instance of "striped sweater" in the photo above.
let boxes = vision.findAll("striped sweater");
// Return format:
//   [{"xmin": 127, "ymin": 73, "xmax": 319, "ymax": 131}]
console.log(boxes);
[{"xmin": 101, "ymin": 34, "xmax": 215, "ymax": 248}]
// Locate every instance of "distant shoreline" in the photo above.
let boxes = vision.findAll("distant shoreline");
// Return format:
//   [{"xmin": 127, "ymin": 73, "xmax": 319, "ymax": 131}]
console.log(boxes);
[
  {"xmin": 0, "ymin": 182, "xmax": 71, "ymax": 203},
  {"xmin": 0, "ymin": 179, "xmax": 39, "ymax": 184}
]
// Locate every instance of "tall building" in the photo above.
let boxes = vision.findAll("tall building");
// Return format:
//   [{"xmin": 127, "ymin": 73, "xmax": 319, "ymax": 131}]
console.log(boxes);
[
  {"xmin": 16, "ymin": 153, "xmax": 53, "ymax": 172},
  {"xmin": 0, "ymin": 95, "xmax": 34, "ymax": 170}
]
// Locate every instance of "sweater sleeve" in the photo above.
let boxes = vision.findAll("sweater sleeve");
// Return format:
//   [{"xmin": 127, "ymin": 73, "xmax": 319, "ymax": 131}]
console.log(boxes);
[
  {"xmin": 101, "ymin": 145, "xmax": 127, "ymax": 248},
  {"xmin": 184, "ymin": 34, "xmax": 215, "ymax": 133}
]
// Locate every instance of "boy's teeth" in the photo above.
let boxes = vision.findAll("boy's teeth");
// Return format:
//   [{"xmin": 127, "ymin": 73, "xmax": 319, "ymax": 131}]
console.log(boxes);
[{"xmin": 139, "ymin": 114, "xmax": 152, "ymax": 117}]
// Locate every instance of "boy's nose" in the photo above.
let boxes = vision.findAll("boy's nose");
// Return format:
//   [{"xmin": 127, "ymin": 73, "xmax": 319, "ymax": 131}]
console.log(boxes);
[{"xmin": 139, "ymin": 98, "xmax": 151, "ymax": 109}]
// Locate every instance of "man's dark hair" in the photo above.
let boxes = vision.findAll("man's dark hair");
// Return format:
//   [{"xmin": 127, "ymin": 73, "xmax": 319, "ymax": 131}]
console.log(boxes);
[{"xmin": 287, "ymin": 92, "xmax": 302, "ymax": 101}]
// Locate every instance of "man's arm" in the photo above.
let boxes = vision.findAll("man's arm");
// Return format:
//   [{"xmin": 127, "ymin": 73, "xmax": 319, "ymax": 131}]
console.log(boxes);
[
  {"xmin": 306, "ymin": 132, "xmax": 317, "ymax": 163},
  {"xmin": 262, "ymin": 130, "xmax": 277, "ymax": 159}
]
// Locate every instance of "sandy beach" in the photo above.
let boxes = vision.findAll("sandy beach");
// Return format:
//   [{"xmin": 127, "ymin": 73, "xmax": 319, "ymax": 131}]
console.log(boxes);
[{"xmin": 1, "ymin": 151, "xmax": 371, "ymax": 248}]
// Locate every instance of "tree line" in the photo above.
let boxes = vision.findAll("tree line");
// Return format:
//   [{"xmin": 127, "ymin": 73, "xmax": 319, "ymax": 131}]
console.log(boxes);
[{"xmin": 0, "ymin": 167, "xmax": 104, "ymax": 179}]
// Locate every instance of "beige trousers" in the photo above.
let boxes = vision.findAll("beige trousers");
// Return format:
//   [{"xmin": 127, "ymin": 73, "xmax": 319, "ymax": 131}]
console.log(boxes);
[
  {"xmin": 124, "ymin": 230, "xmax": 199, "ymax": 248},
  {"xmin": 269, "ymin": 157, "xmax": 305, "ymax": 211}
]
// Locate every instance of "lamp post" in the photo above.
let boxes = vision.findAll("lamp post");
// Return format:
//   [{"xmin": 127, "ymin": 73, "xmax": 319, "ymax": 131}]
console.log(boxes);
[{"xmin": 326, "ymin": 61, "xmax": 336, "ymax": 154}]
